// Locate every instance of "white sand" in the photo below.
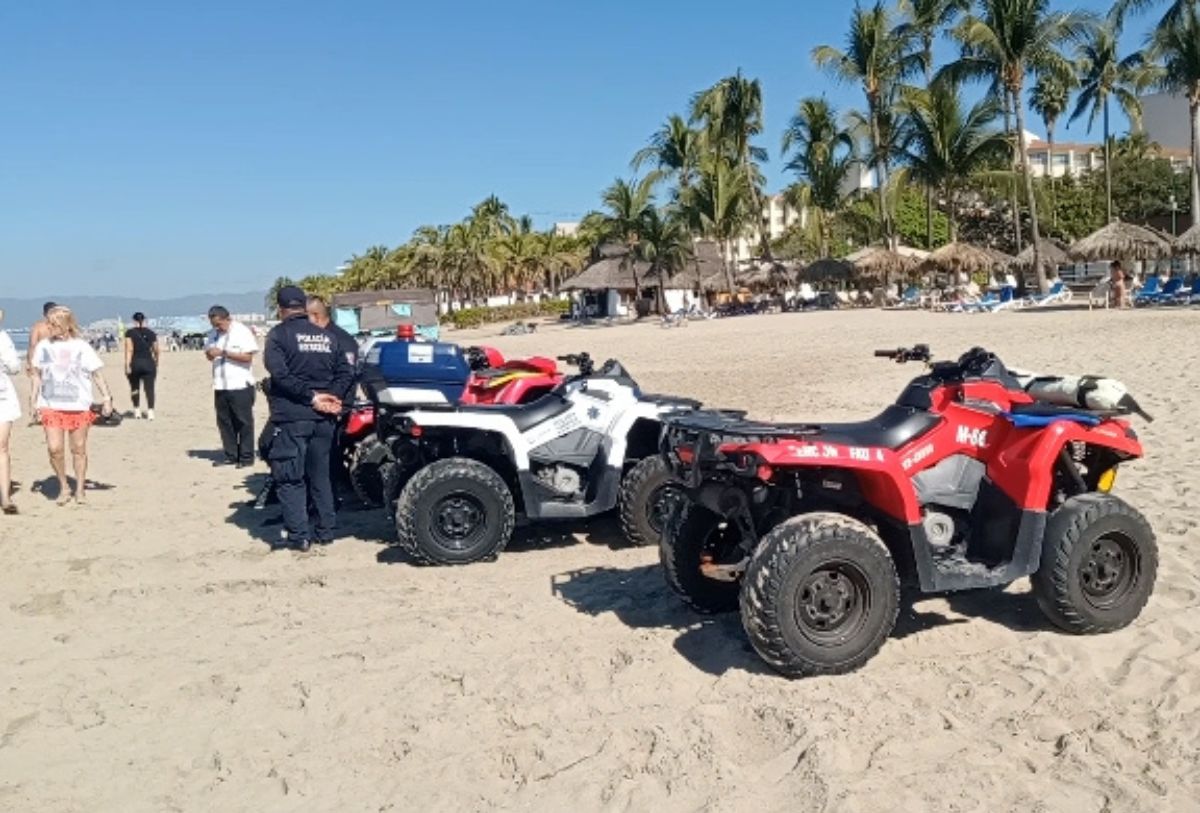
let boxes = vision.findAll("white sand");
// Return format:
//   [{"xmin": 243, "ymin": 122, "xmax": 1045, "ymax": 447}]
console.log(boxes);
[{"xmin": 1, "ymin": 308, "xmax": 1197, "ymax": 812}]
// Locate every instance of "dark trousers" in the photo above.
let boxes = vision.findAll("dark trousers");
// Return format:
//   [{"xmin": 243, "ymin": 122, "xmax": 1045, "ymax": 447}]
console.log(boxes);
[
  {"xmin": 214, "ymin": 387, "xmax": 256, "ymax": 464},
  {"xmin": 127, "ymin": 362, "xmax": 157, "ymax": 409},
  {"xmin": 269, "ymin": 419, "xmax": 336, "ymax": 542}
]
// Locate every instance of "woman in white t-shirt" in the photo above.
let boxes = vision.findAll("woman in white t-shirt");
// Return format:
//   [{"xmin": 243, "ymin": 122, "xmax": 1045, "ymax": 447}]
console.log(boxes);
[
  {"xmin": 0, "ymin": 308, "xmax": 23, "ymax": 514},
  {"xmin": 30, "ymin": 307, "xmax": 115, "ymax": 505}
]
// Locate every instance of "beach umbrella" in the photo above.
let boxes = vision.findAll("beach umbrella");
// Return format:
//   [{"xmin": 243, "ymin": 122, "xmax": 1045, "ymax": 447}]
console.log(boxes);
[
  {"xmin": 1172, "ymin": 223, "xmax": 1200, "ymax": 256},
  {"xmin": 1068, "ymin": 220, "xmax": 1173, "ymax": 262},
  {"xmin": 843, "ymin": 246, "xmax": 919, "ymax": 279},
  {"xmin": 801, "ymin": 258, "xmax": 855, "ymax": 282},
  {"xmin": 921, "ymin": 242, "xmax": 1014, "ymax": 275},
  {"xmin": 1013, "ymin": 238, "xmax": 1070, "ymax": 270}
]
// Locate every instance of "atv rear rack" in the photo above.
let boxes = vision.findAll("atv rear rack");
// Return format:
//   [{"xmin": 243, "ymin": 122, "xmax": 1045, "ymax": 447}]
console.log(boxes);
[{"xmin": 661, "ymin": 410, "xmax": 824, "ymax": 487}]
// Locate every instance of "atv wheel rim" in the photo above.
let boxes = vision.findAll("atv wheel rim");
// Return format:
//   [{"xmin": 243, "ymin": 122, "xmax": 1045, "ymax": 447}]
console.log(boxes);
[
  {"xmin": 794, "ymin": 562, "xmax": 870, "ymax": 646},
  {"xmin": 432, "ymin": 494, "xmax": 486, "ymax": 550},
  {"xmin": 647, "ymin": 484, "xmax": 684, "ymax": 535},
  {"xmin": 1080, "ymin": 533, "xmax": 1138, "ymax": 608}
]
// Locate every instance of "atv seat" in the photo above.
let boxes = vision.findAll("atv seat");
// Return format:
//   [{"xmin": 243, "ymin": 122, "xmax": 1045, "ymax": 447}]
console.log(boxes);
[
  {"xmin": 808, "ymin": 405, "xmax": 941, "ymax": 450},
  {"xmin": 457, "ymin": 393, "xmax": 573, "ymax": 433}
]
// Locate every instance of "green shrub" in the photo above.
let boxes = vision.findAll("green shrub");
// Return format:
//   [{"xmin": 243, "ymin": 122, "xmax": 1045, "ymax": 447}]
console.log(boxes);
[{"xmin": 443, "ymin": 298, "xmax": 571, "ymax": 330}]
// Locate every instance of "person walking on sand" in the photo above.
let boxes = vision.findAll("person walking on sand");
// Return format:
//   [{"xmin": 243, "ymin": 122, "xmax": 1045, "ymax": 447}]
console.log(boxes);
[
  {"xmin": 1109, "ymin": 261, "xmax": 1128, "ymax": 309},
  {"xmin": 30, "ymin": 306, "xmax": 115, "ymax": 505},
  {"xmin": 124, "ymin": 312, "xmax": 159, "ymax": 420},
  {"xmin": 0, "ymin": 308, "xmax": 24, "ymax": 514},
  {"xmin": 204, "ymin": 306, "xmax": 259, "ymax": 468},
  {"xmin": 263, "ymin": 286, "xmax": 352, "ymax": 551},
  {"xmin": 25, "ymin": 301, "xmax": 57, "ymax": 424}
]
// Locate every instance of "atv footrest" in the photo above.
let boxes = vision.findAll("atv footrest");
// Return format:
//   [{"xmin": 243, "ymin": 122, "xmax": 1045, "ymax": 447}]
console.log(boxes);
[{"xmin": 930, "ymin": 546, "xmax": 1010, "ymax": 589}]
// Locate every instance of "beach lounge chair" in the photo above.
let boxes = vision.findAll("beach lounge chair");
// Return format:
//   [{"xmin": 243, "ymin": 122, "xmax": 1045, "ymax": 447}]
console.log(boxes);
[
  {"xmin": 1024, "ymin": 280, "xmax": 1073, "ymax": 307},
  {"xmin": 966, "ymin": 286, "xmax": 1018, "ymax": 313},
  {"xmin": 1176, "ymin": 278, "xmax": 1200, "ymax": 304},
  {"xmin": 1129, "ymin": 277, "xmax": 1161, "ymax": 306},
  {"xmin": 1136, "ymin": 277, "xmax": 1183, "ymax": 306}
]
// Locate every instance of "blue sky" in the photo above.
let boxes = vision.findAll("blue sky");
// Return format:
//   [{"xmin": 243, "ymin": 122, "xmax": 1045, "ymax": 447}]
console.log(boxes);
[{"xmin": 0, "ymin": 0, "xmax": 1156, "ymax": 299}]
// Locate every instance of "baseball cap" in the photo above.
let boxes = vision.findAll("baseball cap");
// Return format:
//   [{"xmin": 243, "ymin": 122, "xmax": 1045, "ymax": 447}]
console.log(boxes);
[{"xmin": 276, "ymin": 285, "xmax": 307, "ymax": 309}]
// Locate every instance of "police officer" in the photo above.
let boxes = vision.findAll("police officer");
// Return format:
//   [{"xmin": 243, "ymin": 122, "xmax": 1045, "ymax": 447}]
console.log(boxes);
[
  {"xmin": 263, "ymin": 285, "xmax": 354, "ymax": 551},
  {"xmin": 305, "ymin": 295, "xmax": 360, "ymax": 490}
]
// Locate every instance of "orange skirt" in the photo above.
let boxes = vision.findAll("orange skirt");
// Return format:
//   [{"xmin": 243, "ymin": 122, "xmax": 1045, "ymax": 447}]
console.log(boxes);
[{"xmin": 40, "ymin": 408, "xmax": 96, "ymax": 431}]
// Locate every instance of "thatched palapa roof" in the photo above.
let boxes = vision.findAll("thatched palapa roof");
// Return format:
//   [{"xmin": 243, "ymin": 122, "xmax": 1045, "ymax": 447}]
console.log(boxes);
[
  {"xmin": 1173, "ymin": 223, "xmax": 1200, "ymax": 256},
  {"xmin": 561, "ymin": 240, "xmax": 728, "ymax": 292},
  {"xmin": 844, "ymin": 245, "xmax": 924, "ymax": 277},
  {"xmin": 922, "ymin": 242, "xmax": 1013, "ymax": 274},
  {"xmin": 1069, "ymin": 220, "xmax": 1173, "ymax": 261},
  {"xmin": 737, "ymin": 260, "xmax": 797, "ymax": 289},
  {"xmin": 1013, "ymin": 238, "xmax": 1071, "ymax": 270},
  {"xmin": 800, "ymin": 258, "xmax": 855, "ymax": 281}
]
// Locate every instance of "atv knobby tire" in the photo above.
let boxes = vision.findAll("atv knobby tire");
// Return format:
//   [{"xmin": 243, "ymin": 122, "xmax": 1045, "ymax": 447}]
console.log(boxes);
[
  {"xmin": 740, "ymin": 513, "xmax": 899, "ymax": 678},
  {"xmin": 1031, "ymin": 493, "xmax": 1157, "ymax": 634},
  {"xmin": 394, "ymin": 457, "xmax": 515, "ymax": 565},
  {"xmin": 659, "ymin": 502, "xmax": 742, "ymax": 614},
  {"xmin": 348, "ymin": 436, "xmax": 388, "ymax": 508},
  {"xmin": 619, "ymin": 455, "xmax": 683, "ymax": 547}
]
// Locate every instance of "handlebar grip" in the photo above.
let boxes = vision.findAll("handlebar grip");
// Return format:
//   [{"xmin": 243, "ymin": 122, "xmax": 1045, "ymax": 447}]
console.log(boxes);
[{"xmin": 874, "ymin": 350, "xmax": 898, "ymax": 358}]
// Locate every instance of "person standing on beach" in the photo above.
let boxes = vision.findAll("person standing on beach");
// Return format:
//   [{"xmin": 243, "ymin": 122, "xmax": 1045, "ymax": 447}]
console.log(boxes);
[
  {"xmin": 0, "ymin": 308, "xmax": 23, "ymax": 514},
  {"xmin": 124, "ymin": 312, "xmax": 159, "ymax": 420},
  {"xmin": 25, "ymin": 301, "xmax": 57, "ymax": 424},
  {"xmin": 263, "ymin": 286, "xmax": 352, "ymax": 551},
  {"xmin": 305, "ymin": 296, "xmax": 358, "ymax": 396},
  {"xmin": 204, "ymin": 306, "xmax": 259, "ymax": 467},
  {"xmin": 30, "ymin": 307, "xmax": 115, "ymax": 505}
]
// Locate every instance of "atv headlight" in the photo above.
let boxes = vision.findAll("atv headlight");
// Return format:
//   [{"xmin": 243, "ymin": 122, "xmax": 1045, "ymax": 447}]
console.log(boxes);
[{"xmin": 1097, "ymin": 467, "xmax": 1117, "ymax": 493}]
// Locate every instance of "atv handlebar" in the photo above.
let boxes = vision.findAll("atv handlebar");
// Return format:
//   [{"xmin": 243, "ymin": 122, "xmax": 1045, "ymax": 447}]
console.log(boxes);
[
  {"xmin": 875, "ymin": 344, "xmax": 932, "ymax": 364},
  {"xmin": 556, "ymin": 353, "xmax": 595, "ymax": 376}
]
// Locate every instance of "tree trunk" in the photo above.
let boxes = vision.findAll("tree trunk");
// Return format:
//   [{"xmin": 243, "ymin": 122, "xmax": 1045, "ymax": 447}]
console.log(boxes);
[
  {"xmin": 1191, "ymin": 95, "xmax": 1199, "ymax": 231},
  {"xmin": 1004, "ymin": 92, "xmax": 1024, "ymax": 254},
  {"xmin": 722, "ymin": 240, "xmax": 736, "ymax": 294},
  {"xmin": 947, "ymin": 186, "xmax": 958, "ymax": 243},
  {"xmin": 1104, "ymin": 100, "xmax": 1114, "ymax": 223},
  {"xmin": 868, "ymin": 102, "xmax": 891, "ymax": 247},
  {"xmin": 924, "ymin": 43, "xmax": 935, "ymax": 250},
  {"xmin": 692, "ymin": 236, "xmax": 704, "ymax": 297},
  {"xmin": 1048, "ymin": 119, "xmax": 1058, "ymax": 229},
  {"xmin": 1014, "ymin": 95, "xmax": 1047, "ymax": 293}
]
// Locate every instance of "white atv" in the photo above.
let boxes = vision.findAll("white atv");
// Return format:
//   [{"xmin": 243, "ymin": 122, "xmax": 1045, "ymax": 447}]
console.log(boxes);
[{"xmin": 373, "ymin": 353, "xmax": 696, "ymax": 564}]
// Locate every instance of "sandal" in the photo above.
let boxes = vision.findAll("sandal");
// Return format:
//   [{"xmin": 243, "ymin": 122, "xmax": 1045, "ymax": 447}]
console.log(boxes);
[{"xmin": 1, "ymin": 504, "xmax": 16, "ymax": 515}]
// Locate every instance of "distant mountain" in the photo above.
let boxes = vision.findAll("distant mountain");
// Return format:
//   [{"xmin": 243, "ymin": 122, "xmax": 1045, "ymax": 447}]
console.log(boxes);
[{"xmin": 1, "ymin": 291, "xmax": 268, "ymax": 328}]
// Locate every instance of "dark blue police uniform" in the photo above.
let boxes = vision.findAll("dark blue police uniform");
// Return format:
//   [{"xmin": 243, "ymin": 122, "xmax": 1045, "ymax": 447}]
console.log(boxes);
[{"xmin": 264, "ymin": 289, "xmax": 355, "ymax": 550}]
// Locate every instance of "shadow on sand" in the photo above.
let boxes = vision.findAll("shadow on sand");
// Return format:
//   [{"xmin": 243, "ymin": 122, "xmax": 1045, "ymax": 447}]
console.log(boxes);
[
  {"xmin": 376, "ymin": 515, "xmax": 632, "ymax": 566},
  {"xmin": 552, "ymin": 565, "xmax": 1054, "ymax": 677},
  {"xmin": 31, "ymin": 477, "xmax": 115, "ymax": 501}
]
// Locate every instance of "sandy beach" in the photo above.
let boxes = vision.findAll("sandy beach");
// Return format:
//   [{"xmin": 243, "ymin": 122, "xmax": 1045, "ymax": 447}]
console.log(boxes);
[{"xmin": 1, "ymin": 308, "xmax": 1198, "ymax": 812}]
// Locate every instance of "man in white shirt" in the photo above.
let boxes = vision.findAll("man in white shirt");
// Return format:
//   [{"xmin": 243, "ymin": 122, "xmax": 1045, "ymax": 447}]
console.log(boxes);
[{"xmin": 204, "ymin": 306, "xmax": 259, "ymax": 467}]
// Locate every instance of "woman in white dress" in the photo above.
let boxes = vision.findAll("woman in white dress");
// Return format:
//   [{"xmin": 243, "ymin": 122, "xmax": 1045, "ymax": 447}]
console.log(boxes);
[
  {"xmin": 0, "ymin": 308, "xmax": 22, "ymax": 514},
  {"xmin": 30, "ymin": 307, "xmax": 114, "ymax": 505}
]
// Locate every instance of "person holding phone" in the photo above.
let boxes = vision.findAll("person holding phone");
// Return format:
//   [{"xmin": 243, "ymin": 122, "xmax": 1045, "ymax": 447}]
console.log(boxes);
[{"xmin": 204, "ymin": 306, "xmax": 259, "ymax": 467}]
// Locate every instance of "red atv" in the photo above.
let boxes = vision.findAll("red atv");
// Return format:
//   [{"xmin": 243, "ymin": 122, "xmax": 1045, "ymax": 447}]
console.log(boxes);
[
  {"xmin": 343, "ymin": 346, "xmax": 563, "ymax": 506},
  {"xmin": 660, "ymin": 345, "xmax": 1156, "ymax": 678}
]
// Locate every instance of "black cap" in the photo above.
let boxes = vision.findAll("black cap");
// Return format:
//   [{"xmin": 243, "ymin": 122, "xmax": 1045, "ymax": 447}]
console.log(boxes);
[
  {"xmin": 276, "ymin": 285, "xmax": 307, "ymax": 309},
  {"xmin": 132, "ymin": 311, "xmax": 146, "ymax": 322}
]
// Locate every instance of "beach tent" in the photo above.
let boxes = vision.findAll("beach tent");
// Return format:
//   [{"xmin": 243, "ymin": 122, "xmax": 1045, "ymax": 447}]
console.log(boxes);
[{"xmin": 331, "ymin": 289, "xmax": 439, "ymax": 339}]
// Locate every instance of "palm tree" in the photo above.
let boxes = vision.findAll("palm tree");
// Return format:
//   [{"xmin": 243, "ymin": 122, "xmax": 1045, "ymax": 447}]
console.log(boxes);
[
  {"xmin": 899, "ymin": 78, "xmax": 1010, "ymax": 242},
  {"xmin": 638, "ymin": 209, "xmax": 692, "ymax": 313},
  {"xmin": 1071, "ymin": 15, "xmax": 1152, "ymax": 222},
  {"xmin": 597, "ymin": 177, "xmax": 656, "ymax": 306},
  {"xmin": 1029, "ymin": 73, "xmax": 1073, "ymax": 227},
  {"xmin": 632, "ymin": 114, "xmax": 704, "ymax": 194},
  {"xmin": 689, "ymin": 71, "xmax": 768, "ymax": 177},
  {"xmin": 1145, "ymin": 2, "xmax": 1200, "ymax": 221},
  {"xmin": 949, "ymin": 0, "xmax": 1089, "ymax": 291},
  {"xmin": 814, "ymin": 2, "xmax": 922, "ymax": 248},
  {"xmin": 692, "ymin": 160, "xmax": 754, "ymax": 292},
  {"xmin": 781, "ymin": 97, "xmax": 857, "ymax": 257}
]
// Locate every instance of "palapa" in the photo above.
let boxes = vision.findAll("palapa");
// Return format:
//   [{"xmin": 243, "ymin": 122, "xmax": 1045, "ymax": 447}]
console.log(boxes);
[
  {"xmin": 1173, "ymin": 223, "xmax": 1200, "ymax": 256},
  {"xmin": 1014, "ymin": 238, "xmax": 1070, "ymax": 269},
  {"xmin": 1069, "ymin": 220, "xmax": 1173, "ymax": 261},
  {"xmin": 922, "ymin": 242, "xmax": 1013, "ymax": 274},
  {"xmin": 844, "ymin": 245, "xmax": 921, "ymax": 277},
  {"xmin": 801, "ymin": 257, "xmax": 855, "ymax": 281},
  {"xmin": 560, "ymin": 240, "xmax": 728, "ymax": 292}
]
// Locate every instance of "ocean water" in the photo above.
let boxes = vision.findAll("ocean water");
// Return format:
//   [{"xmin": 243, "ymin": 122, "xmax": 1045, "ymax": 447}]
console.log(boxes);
[{"xmin": 8, "ymin": 330, "xmax": 29, "ymax": 354}]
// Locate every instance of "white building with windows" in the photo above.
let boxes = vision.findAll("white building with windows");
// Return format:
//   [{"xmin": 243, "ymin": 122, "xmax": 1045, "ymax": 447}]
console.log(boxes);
[{"xmin": 730, "ymin": 192, "xmax": 806, "ymax": 262}]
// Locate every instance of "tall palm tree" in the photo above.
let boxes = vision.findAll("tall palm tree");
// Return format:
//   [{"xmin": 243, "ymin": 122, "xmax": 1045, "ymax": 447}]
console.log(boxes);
[
  {"xmin": 781, "ymin": 97, "xmax": 857, "ymax": 257},
  {"xmin": 689, "ymin": 71, "xmax": 768, "ymax": 176},
  {"xmin": 1029, "ymin": 73, "xmax": 1073, "ymax": 227},
  {"xmin": 632, "ymin": 114, "xmax": 704, "ymax": 194},
  {"xmin": 692, "ymin": 160, "xmax": 754, "ymax": 292},
  {"xmin": 638, "ymin": 208, "xmax": 692, "ymax": 313},
  {"xmin": 814, "ymin": 2, "xmax": 922, "ymax": 248},
  {"xmin": 899, "ymin": 78, "xmax": 1010, "ymax": 241},
  {"xmin": 597, "ymin": 177, "xmax": 656, "ymax": 304},
  {"xmin": 948, "ymin": 0, "xmax": 1089, "ymax": 291},
  {"xmin": 1145, "ymin": 1, "xmax": 1200, "ymax": 220},
  {"xmin": 1071, "ymin": 15, "xmax": 1152, "ymax": 222}
]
